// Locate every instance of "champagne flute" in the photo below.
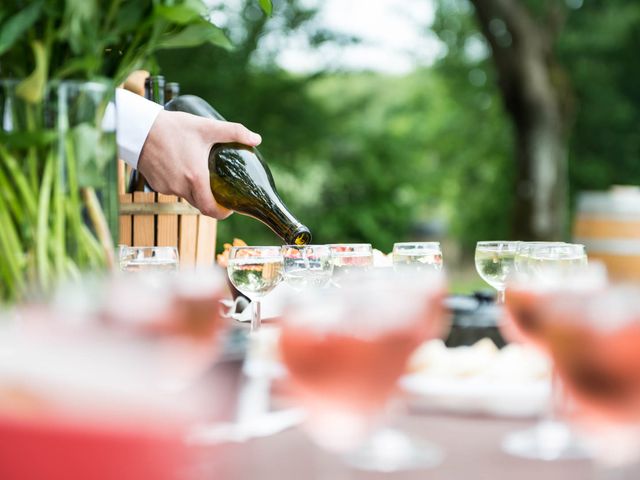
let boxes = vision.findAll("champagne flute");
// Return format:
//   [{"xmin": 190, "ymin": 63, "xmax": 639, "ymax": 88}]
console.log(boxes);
[
  {"xmin": 281, "ymin": 245, "xmax": 333, "ymax": 290},
  {"xmin": 227, "ymin": 246, "xmax": 283, "ymax": 332},
  {"xmin": 474, "ymin": 241, "xmax": 519, "ymax": 303},
  {"xmin": 119, "ymin": 246, "xmax": 179, "ymax": 273},
  {"xmin": 279, "ymin": 269, "xmax": 447, "ymax": 471},
  {"xmin": 392, "ymin": 242, "xmax": 443, "ymax": 271}
]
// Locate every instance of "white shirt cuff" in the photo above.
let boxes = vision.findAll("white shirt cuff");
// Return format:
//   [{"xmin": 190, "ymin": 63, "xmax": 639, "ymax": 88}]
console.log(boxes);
[{"xmin": 115, "ymin": 88, "xmax": 163, "ymax": 168}]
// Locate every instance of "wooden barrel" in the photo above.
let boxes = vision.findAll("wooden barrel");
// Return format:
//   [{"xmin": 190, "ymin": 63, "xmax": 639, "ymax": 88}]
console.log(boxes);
[
  {"xmin": 573, "ymin": 187, "xmax": 640, "ymax": 281},
  {"xmin": 117, "ymin": 161, "xmax": 217, "ymax": 268}
]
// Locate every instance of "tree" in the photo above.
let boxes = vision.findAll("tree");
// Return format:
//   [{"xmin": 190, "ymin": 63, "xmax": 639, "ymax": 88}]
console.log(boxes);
[{"xmin": 468, "ymin": 0, "xmax": 573, "ymax": 240}]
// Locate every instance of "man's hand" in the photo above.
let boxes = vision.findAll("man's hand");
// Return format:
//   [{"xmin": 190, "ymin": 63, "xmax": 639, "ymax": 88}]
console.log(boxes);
[{"xmin": 137, "ymin": 110, "xmax": 262, "ymax": 219}]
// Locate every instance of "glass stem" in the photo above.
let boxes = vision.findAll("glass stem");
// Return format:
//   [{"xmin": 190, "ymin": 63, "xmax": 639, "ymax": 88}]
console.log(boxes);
[
  {"xmin": 497, "ymin": 288, "xmax": 506, "ymax": 304},
  {"xmin": 548, "ymin": 367, "xmax": 565, "ymax": 422},
  {"xmin": 251, "ymin": 299, "xmax": 261, "ymax": 332}
]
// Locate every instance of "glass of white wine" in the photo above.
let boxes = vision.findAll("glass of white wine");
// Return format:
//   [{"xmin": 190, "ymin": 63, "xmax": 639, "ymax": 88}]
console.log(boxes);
[
  {"xmin": 392, "ymin": 242, "xmax": 443, "ymax": 271},
  {"xmin": 328, "ymin": 244, "xmax": 373, "ymax": 282},
  {"xmin": 514, "ymin": 242, "xmax": 566, "ymax": 279},
  {"xmin": 281, "ymin": 245, "xmax": 333, "ymax": 291},
  {"xmin": 227, "ymin": 246, "xmax": 284, "ymax": 331},
  {"xmin": 527, "ymin": 243, "xmax": 588, "ymax": 280},
  {"xmin": 474, "ymin": 241, "xmax": 519, "ymax": 303},
  {"xmin": 119, "ymin": 246, "xmax": 179, "ymax": 273}
]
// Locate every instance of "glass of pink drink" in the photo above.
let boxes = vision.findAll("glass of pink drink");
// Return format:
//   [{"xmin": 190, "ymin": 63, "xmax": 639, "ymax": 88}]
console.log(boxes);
[
  {"xmin": 500, "ymin": 264, "xmax": 606, "ymax": 461},
  {"xmin": 279, "ymin": 269, "xmax": 447, "ymax": 471},
  {"xmin": 542, "ymin": 285, "xmax": 640, "ymax": 476}
]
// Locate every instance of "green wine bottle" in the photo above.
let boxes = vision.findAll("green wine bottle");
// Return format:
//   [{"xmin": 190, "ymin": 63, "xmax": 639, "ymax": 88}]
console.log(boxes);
[
  {"xmin": 165, "ymin": 95, "xmax": 312, "ymax": 246},
  {"xmin": 128, "ymin": 75, "xmax": 165, "ymax": 193}
]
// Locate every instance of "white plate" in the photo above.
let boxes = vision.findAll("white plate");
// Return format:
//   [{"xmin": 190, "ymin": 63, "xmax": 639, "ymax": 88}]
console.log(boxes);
[{"xmin": 401, "ymin": 373, "xmax": 550, "ymax": 418}]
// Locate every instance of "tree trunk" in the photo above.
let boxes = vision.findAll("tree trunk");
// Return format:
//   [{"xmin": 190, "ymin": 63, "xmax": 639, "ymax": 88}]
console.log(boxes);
[{"xmin": 470, "ymin": 0, "xmax": 571, "ymax": 240}]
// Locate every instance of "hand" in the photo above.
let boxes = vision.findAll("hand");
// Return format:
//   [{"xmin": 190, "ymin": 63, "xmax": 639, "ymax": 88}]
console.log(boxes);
[{"xmin": 137, "ymin": 110, "xmax": 262, "ymax": 219}]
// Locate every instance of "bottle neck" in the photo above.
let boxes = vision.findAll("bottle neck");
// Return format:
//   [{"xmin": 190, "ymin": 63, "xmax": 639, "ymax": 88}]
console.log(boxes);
[
  {"xmin": 165, "ymin": 82, "xmax": 180, "ymax": 102},
  {"xmin": 252, "ymin": 199, "xmax": 309, "ymax": 245},
  {"xmin": 145, "ymin": 75, "xmax": 165, "ymax": 104}
]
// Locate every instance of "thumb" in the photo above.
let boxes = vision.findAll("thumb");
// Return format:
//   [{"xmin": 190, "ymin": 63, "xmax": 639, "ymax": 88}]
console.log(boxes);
[{"xmin": 206, "ymin": 120, "xmax": 262, "ymax": 146}]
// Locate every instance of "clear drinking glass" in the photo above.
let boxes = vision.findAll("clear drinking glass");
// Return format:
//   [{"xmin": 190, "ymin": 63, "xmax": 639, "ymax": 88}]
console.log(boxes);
[
  {"xmin": 227, "ymin": 246, "xmax": 284, "ymax": 331},
  {"xmin": 119, "ymin": 246, "xmax": 179, "ymax": 273},
  {"xmin": 392, "ymin": 242, "xmax": 443, "ymax": 271},
  {"xmin": 527, "ymin": 243, "xmax": 588, "ymax": 280},
  {"xmin": 474, "ymin": 241, "xmax": 519, "ymax": 303},
  {"xmin": 281, "ymin": 245, "xmax": 333, "ymax": 290},
  {"xmin": 328, "ymin": 244, "xmax": 373, "ymax": 282},
  {"xmin": 279, "ymin": 269, "xmax": 447, "ymax": 471},
  {"xmin": 500, "ymin": 262, "xmax": 605, "ymax": 461},
  {"xmin": 514, "ymin": 242, "xmax": 566, "ymax": 278}
]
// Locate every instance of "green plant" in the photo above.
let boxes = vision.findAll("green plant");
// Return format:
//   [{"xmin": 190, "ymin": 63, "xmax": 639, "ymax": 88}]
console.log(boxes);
[{"xmin": 0, "ymin": 0, "xmax": 271, "ymax": 302}]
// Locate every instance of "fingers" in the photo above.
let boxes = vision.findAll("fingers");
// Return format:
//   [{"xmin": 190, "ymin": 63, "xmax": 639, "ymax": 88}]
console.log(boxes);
[
  {"xmin": 205, "ymin": 119, "xmax": 262, "ymax": 146},
  {"xmin": 189, "ymin": 174, "xmax": 233, "ymax": 220}
]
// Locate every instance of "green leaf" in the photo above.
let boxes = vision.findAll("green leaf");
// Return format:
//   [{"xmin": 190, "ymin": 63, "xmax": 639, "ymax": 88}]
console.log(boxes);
[
  {"xmin": 55, "ymin": 55, "xmax": 101, "ymax": 79},
  {"xmin": 112, "ymin": 1, "xmax": 146, "ymax": 35},
  {"xmin": 16, "ymin": 41, "xmax": 48, "ymax": 103},
  {"xmin": 156, "ymin": 22, "xmax": 232, "ymax": 50},
  {"xmin": 0, "ymin": 130, "xmax": 57, "ymax": 149},
  {"xmin": 154, "ymin": 4, "xmax": 204, "ymax": 25},
  {"xmin": 258, "ymin": 0, "xmax": 273, "ymax": 16},
  {"xmin": 0, "ymin": 1, "xmax": 43, "ymax": 56},
  {"xmin": 64, "ymin": 0, "xmax": 98, "ymax": 54}
]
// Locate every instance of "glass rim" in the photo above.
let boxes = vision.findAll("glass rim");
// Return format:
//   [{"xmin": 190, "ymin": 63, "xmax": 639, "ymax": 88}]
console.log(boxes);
[
  {"xmin": 393, "ymin": 241, "xmax": 441, "ymax": 249},
  {"xmin": 230, "ymin": 245, "xmax": 282, "ymax": 250},
  {"xmin": 229, "ymin": 245, "xmax": 283, "ymax": 258},
  {"xmin": 281, "ymin": 244, "xmax": 330, "ymax": 249},
  {"xmin": 476, "ymin": 240, "xmax": 520, "ymax": 245},
  {"xmin": 328, "ymin": 243, "xmax": 372, "ymax": 249},
  {"xmin": 119, "ymin": 245, "xmax": 178, "ymax": 252}
]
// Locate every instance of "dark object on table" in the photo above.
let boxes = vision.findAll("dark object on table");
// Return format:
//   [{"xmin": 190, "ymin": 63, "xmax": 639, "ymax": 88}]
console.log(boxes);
[{"xmin": 444, "ymin": 291, "xmax": 506, "ymax": 348}]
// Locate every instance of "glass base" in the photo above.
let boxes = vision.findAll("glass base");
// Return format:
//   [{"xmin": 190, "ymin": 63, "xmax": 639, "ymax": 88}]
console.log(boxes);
[
  {"xmin": 343, "ymin": 428, "xmax": 444, "ymax": 472},
  {"xmin": 502, "ymin": 420, "xmax": 592, "ymax": 461}
]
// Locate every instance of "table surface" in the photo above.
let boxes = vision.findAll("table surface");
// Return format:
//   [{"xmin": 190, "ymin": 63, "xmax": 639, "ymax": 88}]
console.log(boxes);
[{"xmin": 204, "ymin": 411, "xmax": 592, "ymax": 479}]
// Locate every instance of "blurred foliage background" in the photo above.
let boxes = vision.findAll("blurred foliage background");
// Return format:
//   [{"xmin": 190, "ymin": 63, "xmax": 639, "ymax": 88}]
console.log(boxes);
[{"xmin": 156, "ymin": 0, "xmax": 640, "ymax": 270}]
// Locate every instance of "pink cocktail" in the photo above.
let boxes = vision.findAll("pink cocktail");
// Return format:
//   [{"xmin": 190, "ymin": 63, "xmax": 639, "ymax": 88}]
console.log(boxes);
[{"xmin": 279, "ymin": 269, "xmax": 446, "ymax": 465}]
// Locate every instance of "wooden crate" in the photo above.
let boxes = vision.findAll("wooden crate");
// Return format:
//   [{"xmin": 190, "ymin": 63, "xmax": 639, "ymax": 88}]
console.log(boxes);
[{"xmin": 117, "ymin": 160, "xmax": 217, "ymax": 268}]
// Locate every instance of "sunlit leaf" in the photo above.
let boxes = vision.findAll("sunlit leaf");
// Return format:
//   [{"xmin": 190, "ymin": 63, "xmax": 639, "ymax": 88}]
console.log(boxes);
[
  {"xmin": 258, "ymin": 0, "xmax": 273, "ymax": 16},
  {"xmin": 16, "ymin": 41, "xmax": 48, "ymax": 104},
  {"xmin": 156, "ymin": 22, "xmax": 232, "ymax": 50},
  {"xmin": 155, "ymin": 4, "xmax": 203, "ymax": 25},
  {"xmin": 0, "ymin": 1, "xmax": 43, "ymax": 55}
]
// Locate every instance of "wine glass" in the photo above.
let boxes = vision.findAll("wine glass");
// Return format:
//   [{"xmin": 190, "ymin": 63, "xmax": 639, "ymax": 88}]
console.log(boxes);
[
  {"xmin": 527, "ymin": 243, "xmax": 588, "ymax": 280},
  {"xmin": 50, "ymin": 269, "xmax": 228, "ymax": 386},
  {"xmin": 392, "ymin": 242, "xmax": 443, "ymax": 271},
  {"xmin": 474, "ymin": 241, "xmax": 519, "ymax": 303},
  {"xmin": 500, "ymin": 263, "xmax": 606, "ymax": 461},
  {"xmin": 514, "ymin": 242, "xmax": 566, "ymax": 278},
  {"xmin": 227, "ymin": 246, "xmax": 284, "ymax": 332},
  {"xmin": 281, "ymin": 245, "xmax": 333, "ymax": 290},
  {"xmin": 543, "ymin": 283, "xmax": 640, "ymax": 475},
  {"xmin": 119, "ymin": 246, "xmax": 179, "ymax": 273},
  {"xmin": 328, "ymin": 244, "xmax": 373, "ymax": 282},
  {"xmin": 279, "ymin": 269, "xmax": 447, "ymax": 471}
]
